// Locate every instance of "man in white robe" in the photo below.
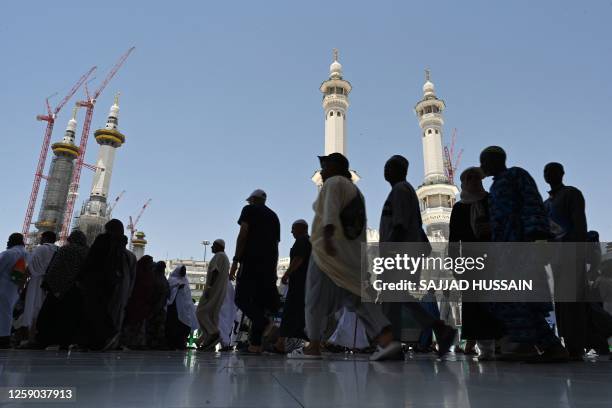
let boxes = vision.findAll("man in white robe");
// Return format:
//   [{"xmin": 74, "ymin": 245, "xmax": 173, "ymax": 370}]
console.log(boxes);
[
  {"xmin": 0, "ymin": 233, "xmax": 28, "ymax": 348},
  {"xmin": 218, "ymin": 280, "xmax": 237, "ymax": 350},
  {"xmin": 15, "ymin": 231, "xmax": 58, "ymax": 344},
  {"xmin": 196, "ymin": 239, "xmax": 230, "ymax": 350},
  {"xmin": 328, "ymin": 308, "xmax": 370, "ymax": 350},
  {"xmin": 289, "ymin": 153, "xmax": 401, "ymax": 361}
]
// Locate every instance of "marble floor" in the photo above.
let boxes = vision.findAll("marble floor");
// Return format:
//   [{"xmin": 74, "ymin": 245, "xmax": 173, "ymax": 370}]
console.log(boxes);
[{"xmin": 1, "ymin": 350, "xmax": 612, "ymax": 407}]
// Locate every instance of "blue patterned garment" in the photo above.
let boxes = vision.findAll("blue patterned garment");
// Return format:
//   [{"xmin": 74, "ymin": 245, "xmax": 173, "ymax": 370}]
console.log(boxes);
[
  {"xmin": 489, "ymin": 167, "xmax": 550, "ymax": 242},
  {"xmin": 487, "ymin": 167, "xmax": 559, "ymax": 348}
]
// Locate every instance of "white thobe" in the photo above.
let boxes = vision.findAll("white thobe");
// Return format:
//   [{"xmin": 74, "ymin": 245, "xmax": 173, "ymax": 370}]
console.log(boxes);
[
  {"xmin": 328, "ymin": 308, "xmax": 369, "ymax": 349},
  {"xmin": 15, "ymin": 243, "xmax": 57, "ymax": 329}
]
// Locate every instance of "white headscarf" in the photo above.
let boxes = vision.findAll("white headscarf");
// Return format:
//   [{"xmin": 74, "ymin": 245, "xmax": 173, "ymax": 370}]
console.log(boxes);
[{"xmin": 167, "ymin": 265, "xmax": 199, "ymax": 330}]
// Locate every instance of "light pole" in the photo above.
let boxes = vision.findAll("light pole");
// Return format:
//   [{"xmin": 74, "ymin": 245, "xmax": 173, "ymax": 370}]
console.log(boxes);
[{"xmin": 202, "ymin": 240, "xmax": 210, "ymax": 263}]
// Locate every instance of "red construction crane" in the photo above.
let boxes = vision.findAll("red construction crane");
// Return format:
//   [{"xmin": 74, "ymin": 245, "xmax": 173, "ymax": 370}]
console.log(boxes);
[
  {"xmin": 127, "ymin": 198, "xmax": 152, "ymax": 245},
  {"xmin": 107, "ymin": 190, "xmax": 126, "ymax": 216},
  {"xmin": 443, "ymin": 128, "xmax": 463, "ymax": 185},
  {"xmin": 22, "ymin": 66, "xmax": 96, "ymax": 240},
  {"xmin": 59, "ymin": 47, "xmax": 135, "ymax": 242}
]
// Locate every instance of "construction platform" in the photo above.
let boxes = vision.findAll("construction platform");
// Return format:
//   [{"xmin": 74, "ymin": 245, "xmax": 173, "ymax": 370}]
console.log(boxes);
[{"xmin": 1, "ymin": 350, "xmax": 611, "ymax": 407}]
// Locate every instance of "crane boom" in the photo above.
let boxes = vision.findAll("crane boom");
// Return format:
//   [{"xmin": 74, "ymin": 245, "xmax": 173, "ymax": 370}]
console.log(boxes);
[
  {"xmin": 59, "ymin": 47, "xmax": 135, "ymax": 242},
  {"xmin": 133, "ymin": 199, "xmax": 152, "ymax": 230},
  {"xmin": 22, "ymin": 66, "xmax": 96, "ymax": 239}
]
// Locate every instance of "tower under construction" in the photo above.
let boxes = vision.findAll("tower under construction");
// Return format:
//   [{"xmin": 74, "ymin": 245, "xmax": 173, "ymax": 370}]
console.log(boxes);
[
  {"xmin": 74, "ymin": 93, "xmax": 126, "ymax": 244},
  {"xmin": 34, "ymin": 107, "xmax": 80, "ymax": 235}
]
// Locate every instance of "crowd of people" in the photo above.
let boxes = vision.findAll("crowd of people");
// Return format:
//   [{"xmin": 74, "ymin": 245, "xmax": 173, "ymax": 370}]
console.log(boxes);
[{"xmin": 1, "ymin": 146, "xmax": 611, "ymax": 363}]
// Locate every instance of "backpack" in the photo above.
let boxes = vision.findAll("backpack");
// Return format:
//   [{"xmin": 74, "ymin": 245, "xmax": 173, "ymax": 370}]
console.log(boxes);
[{"xmin": 340, "ymin": 188, "xmax": 366, "ymax": 240}]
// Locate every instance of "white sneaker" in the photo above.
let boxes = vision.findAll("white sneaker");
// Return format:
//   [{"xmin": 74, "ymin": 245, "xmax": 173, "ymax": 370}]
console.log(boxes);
[
  {"xmin": 287, "ymin": 348, "xmax": 323, "ymax": 360},
  {"xmin": 369, "ymin": 341, "xmax": 403, "ymax": 361}
]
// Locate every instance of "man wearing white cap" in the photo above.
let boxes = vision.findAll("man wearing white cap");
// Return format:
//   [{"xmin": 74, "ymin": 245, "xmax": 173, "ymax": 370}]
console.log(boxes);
[
  {"xmin": 196, "ymin": 239, "xmax": 230, "ymax": 350},
  {"xmin": 230, "ymin": 189, "xmax": 281, "ymax": 354}
]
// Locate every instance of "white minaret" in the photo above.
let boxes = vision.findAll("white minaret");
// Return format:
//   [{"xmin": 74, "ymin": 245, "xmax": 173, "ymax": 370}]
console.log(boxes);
[
  {"xmin": 322, "ymin": 49, "xmax": 351, "ymax": 155},
  {"xmin": 312, "ymin": 49, "xmax": 358, "ymax": 186},
  {"xmin": 74, "ymin": 93, "xmax": 126, "ymax": 244},
  {"xmin": 90, "ymin": 93, "xmax": 124, "ymax": 200},
  {"xmin": 414, "ymin": 70, "xmax": 458, "ymax": 241}
]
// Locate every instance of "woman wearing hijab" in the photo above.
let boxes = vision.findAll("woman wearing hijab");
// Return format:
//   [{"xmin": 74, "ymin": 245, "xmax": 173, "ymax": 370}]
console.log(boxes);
[
  {"xmin": 36, "ymin": 230, "xmax": 89, "ymax": 348},
  {"xmin": 79, "ymin": 219, "xmax": 137, "ymax": 351},
  {"xmin": 448, "ymin": 167, "xmax": 502, "ymax": 359},
  {"xmin": 165, "ymin": 265, "xmax": 198, "ymax": 350},
  {"xmin": 146, "ymin": 261, "xmax": 169, "ymax": 349},
  {"xmin": 121, "ymin": 255, "xmax": 154, "ymax": 349}
]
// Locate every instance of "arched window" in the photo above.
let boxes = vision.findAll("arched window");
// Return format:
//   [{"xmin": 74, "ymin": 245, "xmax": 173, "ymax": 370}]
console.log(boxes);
[
  {"xmin": 337, "ymin": 112, "xmax": 341, "ymax": 117},
  {"xmin": 330, "ymin": 111, "xmax": 334, "ymax": 117},
  {"xmin": 435, "ymin": 129, "xmax": 439, "ymax": 134},
  {"xmin": 428, "ymin": 129, "xmax": 432, "ymax": 134}
]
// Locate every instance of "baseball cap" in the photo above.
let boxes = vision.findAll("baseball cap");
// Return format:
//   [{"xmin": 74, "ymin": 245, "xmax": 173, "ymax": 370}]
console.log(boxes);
[{"xmin": 246, "ymin": 189, "xmax": 267, "ymax": 201}]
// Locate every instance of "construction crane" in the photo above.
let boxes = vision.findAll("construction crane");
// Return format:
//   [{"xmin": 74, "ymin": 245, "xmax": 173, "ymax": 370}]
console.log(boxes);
[
  {"xmin": 59, "ymin": 47, "xmax": 135, "ymax": 242},
  {"xmin": 22, "ymin": 66, "xmax": 96, "ymax": 240},
  {"xmin": 107, "ymin": 190, "xmax": 126, "ymax": 217},
  {"xmin": 127, "ymin": 199, "xmax": 152, "ymax": 247},
  {"xmin": 443, "ymin": 128, "xmax": 463, "ymax": 185}
]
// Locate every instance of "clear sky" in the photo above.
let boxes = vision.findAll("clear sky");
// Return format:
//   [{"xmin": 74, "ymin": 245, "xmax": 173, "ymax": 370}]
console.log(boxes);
[{"xmin": 2, "ymin": 0, "xmax": 611, "ymax": 260}]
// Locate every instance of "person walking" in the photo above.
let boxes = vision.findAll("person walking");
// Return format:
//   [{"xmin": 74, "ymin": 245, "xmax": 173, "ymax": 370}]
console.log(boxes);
[
  {"xmin": 271, "ymin": 220, "xmax": 311, "ymax": 353},
  {"xmin": 543, "ymin": 162, "xmax": 588, "ymax": 360},
  {"xmin": 480, "ymin": 146, "xmax": 567, "ymax": 362},
  {"xmin": 378, "ymin": 155, "xmax": 457, "ymax": 356},
  {"xmin": 289, "ymin": 153, "xmax": 402, "ymax": 361},
  {"xmin": 197, "ymin": 239, "xmax": 230, "ymax": 351},
  {"xmin": 448, "ymin": 166, "xmax": 502, "ymax": 359},
  {"xmin": 230, "ymin": 189, "xmax": 281, "ymax": 354}
]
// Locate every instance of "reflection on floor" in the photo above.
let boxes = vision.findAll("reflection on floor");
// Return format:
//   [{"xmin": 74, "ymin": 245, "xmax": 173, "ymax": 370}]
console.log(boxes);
[{"xmin": 1, "ymin": 350, "xmax": 612, "ymax": 407}]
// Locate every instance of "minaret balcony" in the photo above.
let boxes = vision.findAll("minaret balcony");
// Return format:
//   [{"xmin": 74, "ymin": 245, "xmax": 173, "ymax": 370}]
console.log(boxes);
[
  {"xmin": 51, "ymin": 142, "xmax": 80, "ymax": 158},
  {"xmin": 94, "ymin": 128, "xmax": 125, "ymax": 146}
]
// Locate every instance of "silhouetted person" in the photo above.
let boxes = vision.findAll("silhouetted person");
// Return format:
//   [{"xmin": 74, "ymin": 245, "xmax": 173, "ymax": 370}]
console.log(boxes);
[
  {"xmin": 146, "ymin": 261, "xmax": 169, "ymax": 349},
  {"xmin": 15, "ymin": 230, "xmax": 58, "ymax": 347},
  {"xmin": 480, "ymin": 146, "xmax": 567, "ymax": 362},
  {"xmin": 196, "ymin": 239, "xmax": 230, "ymax": 351},
  {"xmin": 165, "ymin": 265, "xmax": 198, "ymax": 349},
  {"xmin": 37, "ymin": 230, "xmax": 89, "ymax": 349},
  {"xmin": 0, "ymin": 233, "xmax": 27, "ymax": 349},
  {"xmin": 379, "ymin": 155, "xmax": 456, "ymax": 356},
  {"xmin": 289, "ymin": 153, "xmax": 401, "ymax": 361},
  {"xmin": 544, "ymin": 162, "xmax": 588, "ymax": 360},
  {"xmin": 79, "ymin": 219, "xmax": 137, "ymax": 351},
  {"xmin": 272, "ymin": 220, "xmax": 311, "ymax": 353},
  {"xmin": 230, "ymin": 189, "xmax": 281, "ymax": 354},
  {"xmin": 448, "ymin": 166, "xmax": 502, "ymax": 360}
]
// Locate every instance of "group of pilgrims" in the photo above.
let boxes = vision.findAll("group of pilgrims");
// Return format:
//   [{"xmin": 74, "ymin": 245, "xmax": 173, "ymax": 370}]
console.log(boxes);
[{"xmin": 1, "ymin": 146, "xmax": 612, "ymax": 362}]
